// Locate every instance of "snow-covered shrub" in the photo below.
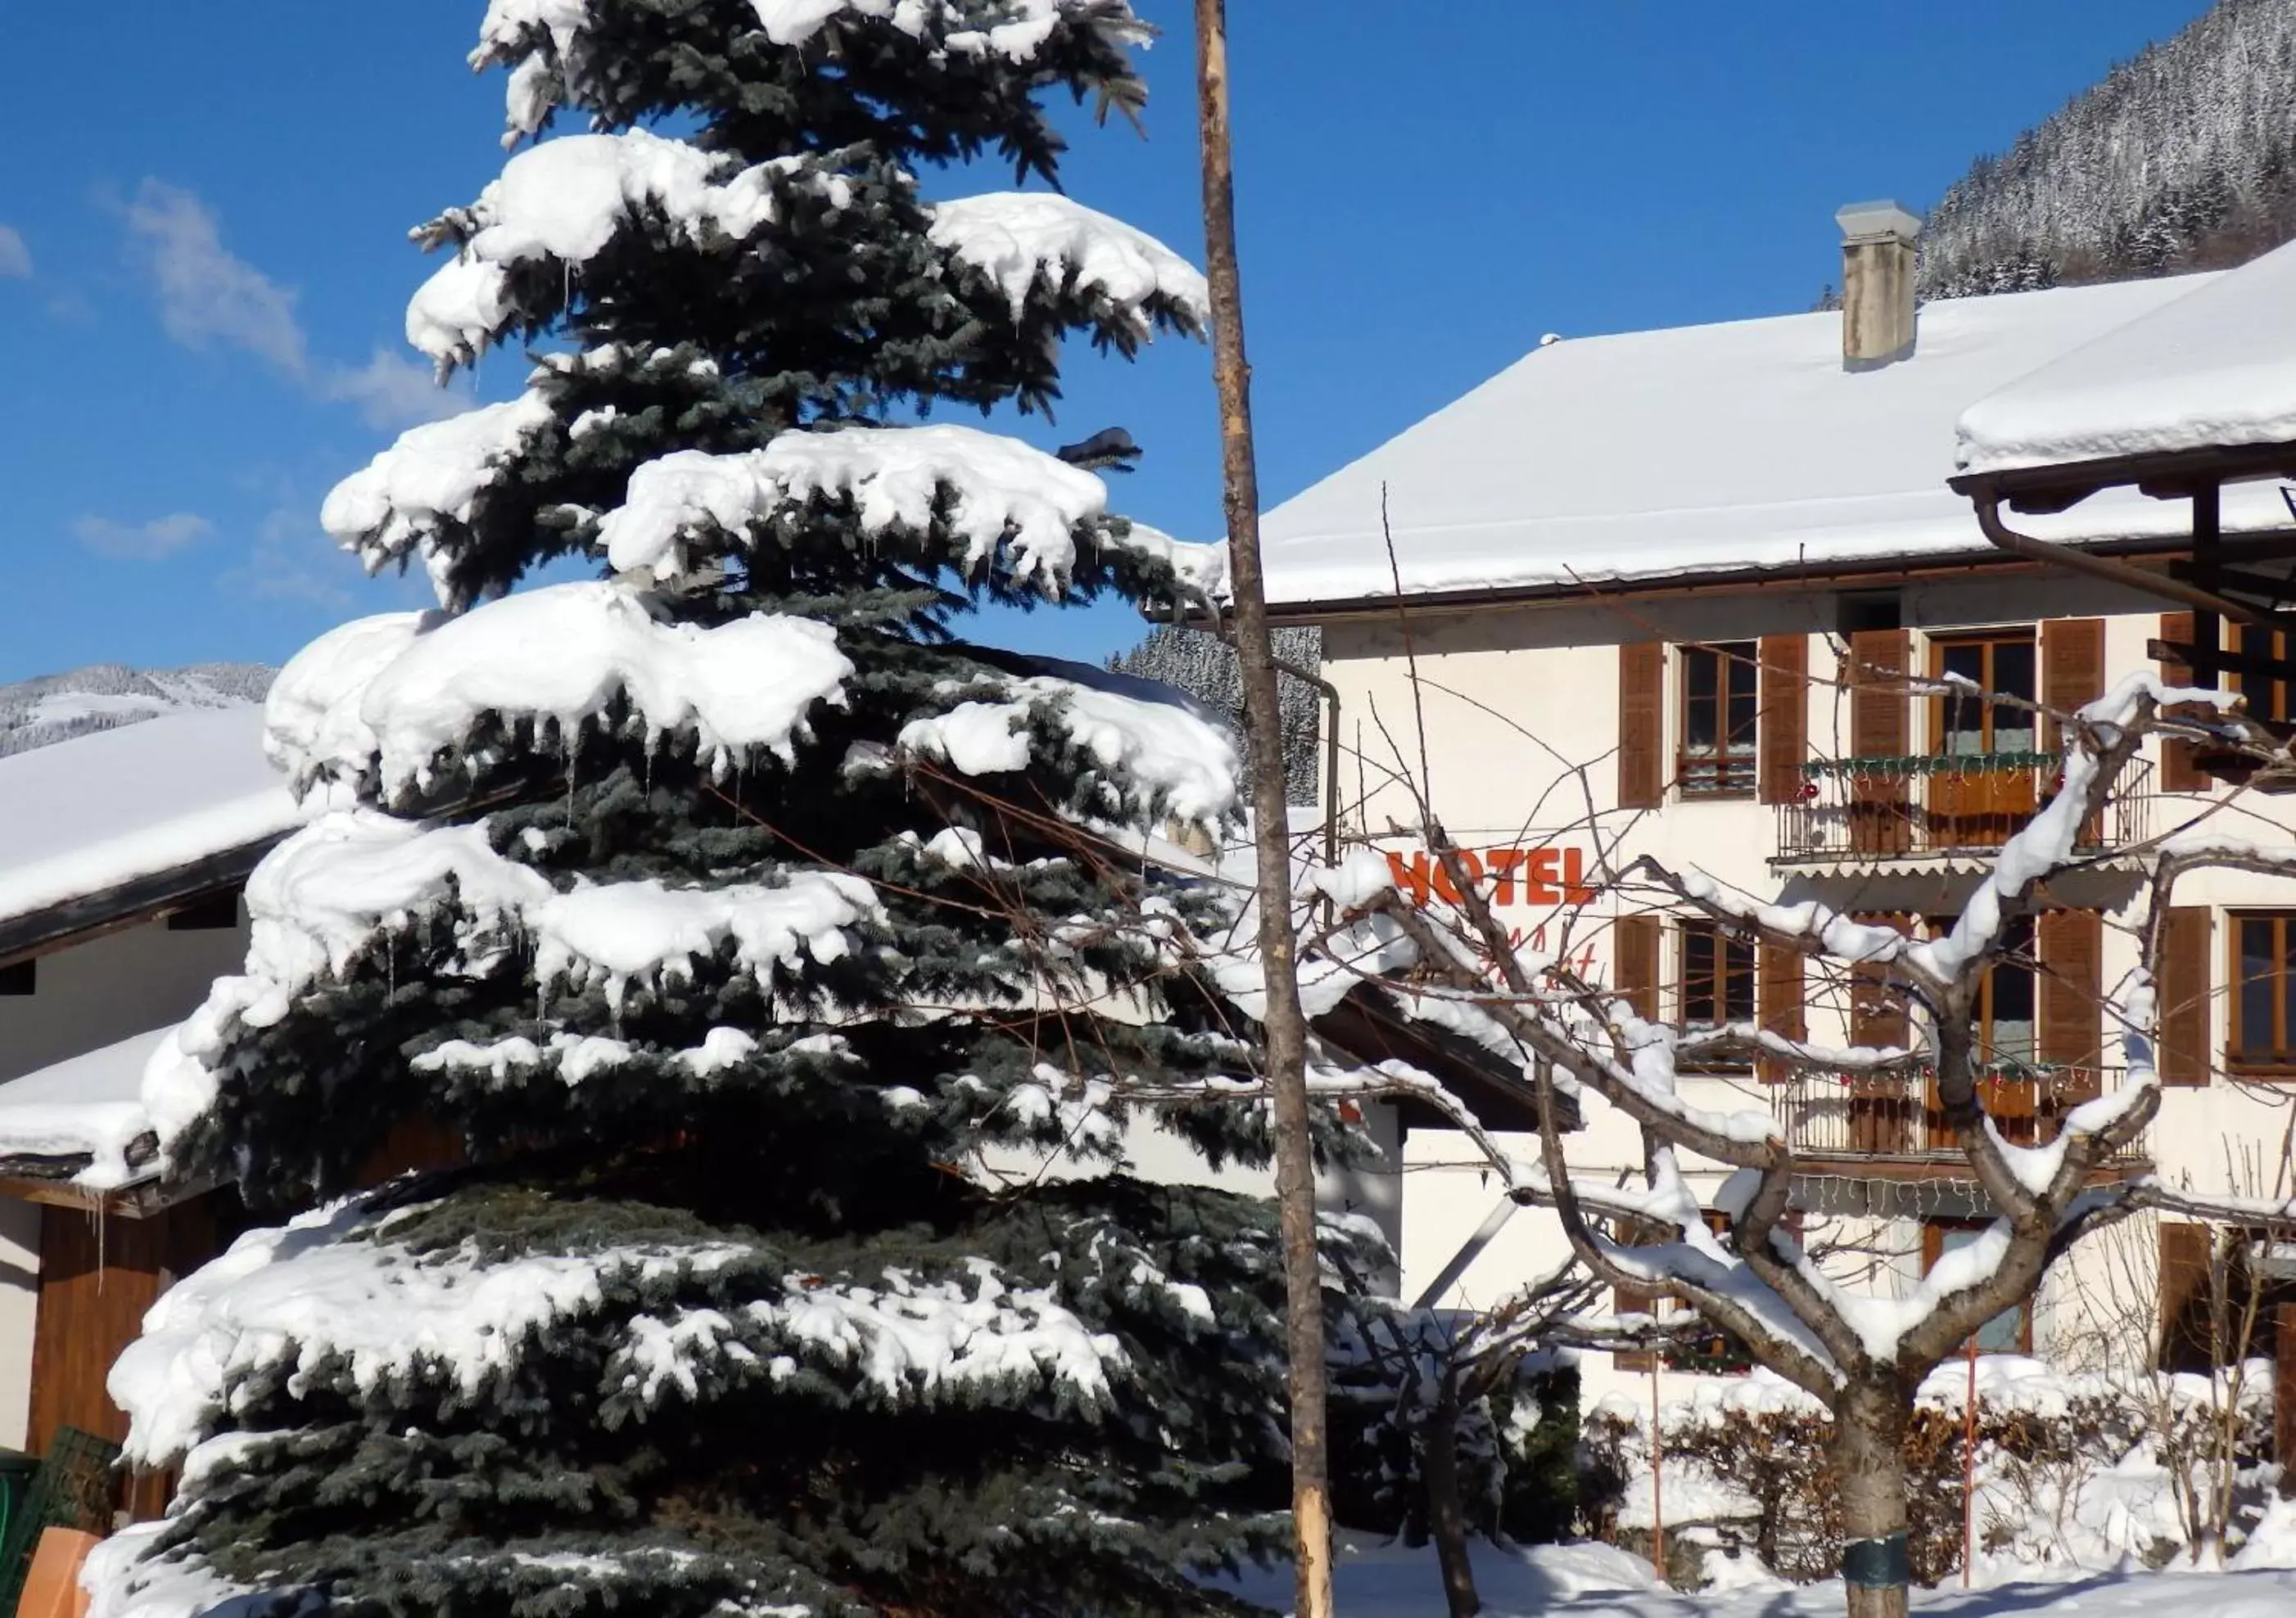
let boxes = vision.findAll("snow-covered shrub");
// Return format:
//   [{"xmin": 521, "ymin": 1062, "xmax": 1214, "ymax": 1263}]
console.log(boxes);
[{"xmin": 1580, "ymin": 1361, "xmax": 2277, "ymax": 1586}]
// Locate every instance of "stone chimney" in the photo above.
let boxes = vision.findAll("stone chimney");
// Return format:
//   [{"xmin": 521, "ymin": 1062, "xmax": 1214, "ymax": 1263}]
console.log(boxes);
[{"xmin": 1834, "ymin": 200, "xmax": 1923, "ymax": 370}]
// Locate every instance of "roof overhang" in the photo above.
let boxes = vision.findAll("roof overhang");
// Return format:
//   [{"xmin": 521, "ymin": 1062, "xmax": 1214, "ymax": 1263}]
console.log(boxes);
[
  {"xmin": 1950, "ymin": 439, "xmax": 2296, "ymax": 515},
  {"xmin": 1258, "ymin": 532, "xmax": 2232, "ymax": 629},
  {"xmin": 0, "ymin": 831, "xmax": 287, "ymax": 968}
]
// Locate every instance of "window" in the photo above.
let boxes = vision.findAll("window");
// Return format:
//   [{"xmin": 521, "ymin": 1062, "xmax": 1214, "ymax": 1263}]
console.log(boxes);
[
  {"xmin": 0, "ymin": 960, "xmax": 31, "ymax": 997},
  {"xmin": 166, "ymin": 891, "xmax": 241, "ymax": 932},
  {"xmin": 1919, "ymin": 915, "xmax": 2035, "ymax": 1069},
  {"xmin": 1677, "ymin": 641, "xmax": 1757, "ymax": 796},
  {"xmin": 1679, "ymin": 920, "xmax": 1754, "ymax": 1073},
  {"xmin": 2230, "ymin": 912, "xmax": 2296, "ymax": 1069},
  {"xmin": 1680, "ymin": 920, "xmax": 1754, "ymax": 1032},
  {"xmin": 1923, "ymin": 1220, "xmax": 2031, "ymax": 1353},
  {"xmin": 1932, "ymin": 630, "xmax": 2037, "ymax": 757}
]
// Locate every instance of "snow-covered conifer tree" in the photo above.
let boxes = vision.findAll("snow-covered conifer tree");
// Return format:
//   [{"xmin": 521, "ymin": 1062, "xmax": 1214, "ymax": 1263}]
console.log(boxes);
[{"xmin": 91, "ymin": 7, "xmax": 1365, "ymax": 1615}]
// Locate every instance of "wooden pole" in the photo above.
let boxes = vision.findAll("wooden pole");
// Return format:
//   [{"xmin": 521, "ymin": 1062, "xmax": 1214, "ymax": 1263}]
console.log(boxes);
[
  {"xmin": 1962, "ymin": 1333, "xmax": 1979, "ymax": 1585},
  {"xmin": 1190, "ymin": 11, "xmax": 1335, "ymax": 1618},
  {"xmin": 1650, "ymin": 1357, "xmax": 1665, "ymax": 1584}
]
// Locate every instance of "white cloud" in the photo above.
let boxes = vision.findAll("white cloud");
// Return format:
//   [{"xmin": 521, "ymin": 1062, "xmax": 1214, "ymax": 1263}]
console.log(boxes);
[
  {"xmin": 120, "ymin": 181, "xmax": 469, "ymax": 432},
  {"xmin": 321, "ymin": 347, "xmax": 470, "ymax": 430},
  {"xmin": 73, "ymin": 512, "xmax": 215, "ymax": 560},
  {"xmin": 0, "ymin": 225, "xmax": 29, "ymax": 279},
  {"xmin": 122, "ymin": 180, "xmax": 307, "ymax": 374}
]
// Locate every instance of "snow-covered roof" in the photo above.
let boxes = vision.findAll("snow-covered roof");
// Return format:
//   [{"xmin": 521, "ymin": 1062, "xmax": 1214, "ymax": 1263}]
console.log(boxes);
[
  {"xmin": 1259, "ymin": 273, "xmax": 2290, "ymax": 608},
  {"xmin": 0, "ymin": 705, "xmax": 299, "ymax": 943},
  {"xmin": 0, "ymin": 1027, "xmax": 165, "ymax": 1190},
  {"xmin": 1955, "ymin": 238, "xmax": 2296, "ymax": 478}
]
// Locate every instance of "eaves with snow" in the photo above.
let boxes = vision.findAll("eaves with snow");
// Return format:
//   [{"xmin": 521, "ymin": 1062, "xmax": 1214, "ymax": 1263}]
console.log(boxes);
[
  {"xmin": 1256, "ymin": 271, "xmax": 2294, "ymax": 611},
  {"xmin": 0, "ymin": 706, "xmax": 298, "ymax": 1199},
  {"xmin": 0, "ymin": 704, "xmax": 301, "ymax": 961},
  {"xmin": 1955, "ymin": 236, "xmax": 2296, "ymax": 480}
]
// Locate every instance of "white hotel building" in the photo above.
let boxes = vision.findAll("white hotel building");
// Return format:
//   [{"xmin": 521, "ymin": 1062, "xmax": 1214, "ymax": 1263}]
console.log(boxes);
[{"xmin": 1256, "ymin": 210, "xmax": 2296, "ymax": 1401}]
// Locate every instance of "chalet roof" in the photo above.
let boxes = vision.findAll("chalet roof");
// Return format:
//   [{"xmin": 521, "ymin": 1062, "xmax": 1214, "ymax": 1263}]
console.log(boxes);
[
  {"xmin": 1956, "ymin": 238, "xmax": 2296, "ymax": 479},
  {"xmin": 0, "ymin": 1027, "xmax": 165, "ymax": 1193},
  {"xmin": 1258, "ymin": 271, "xmax": 2294, "ymax": 611},
  {"xmin": 0, "ymin": 705, "xmax": 300, "ymax": 960}
]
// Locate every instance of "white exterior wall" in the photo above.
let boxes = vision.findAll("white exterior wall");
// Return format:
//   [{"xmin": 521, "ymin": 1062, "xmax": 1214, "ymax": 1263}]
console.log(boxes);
[
  {"xmin": 0, "ymin": 902, "xmax": 253, "ymax": 1449},
  {"xmin": 1316, "ymin": 575, "xmax": 2296, "ymax": 1406}
]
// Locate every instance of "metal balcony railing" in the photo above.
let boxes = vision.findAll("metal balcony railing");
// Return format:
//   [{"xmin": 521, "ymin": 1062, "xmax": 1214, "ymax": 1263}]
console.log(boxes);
[
  {"xmin": 1769, "ymin": 1066, "xmax": 2151, "ymax": 1168},
  {"xmin": 1772, "ymin": 753, "xmax": 2154, "ymax": 865}
]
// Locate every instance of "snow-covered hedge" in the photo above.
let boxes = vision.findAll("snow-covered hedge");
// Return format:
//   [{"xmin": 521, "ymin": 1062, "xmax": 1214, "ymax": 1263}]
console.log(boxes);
[{"xmin": 1581, "ymin": 1360, "xmax": 2276, "ymax": 1587}]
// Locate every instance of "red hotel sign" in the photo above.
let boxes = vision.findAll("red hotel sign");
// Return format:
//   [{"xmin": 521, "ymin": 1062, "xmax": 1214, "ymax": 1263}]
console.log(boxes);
[{"xmin": 1384, "ymin": 846, "xmax": 1595, "ymax": 908}]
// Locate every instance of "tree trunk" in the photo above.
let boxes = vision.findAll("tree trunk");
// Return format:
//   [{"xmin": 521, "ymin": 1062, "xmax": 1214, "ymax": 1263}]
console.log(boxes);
[
  {"xmin": 1191, "ymin": 11, "xmax": 1335, "ymax": 1618},
  {"xmin": 1422, "ymin": 1376, "xmax": 1481, "ymax": 1618},
  {"xmin": 1833, "ymin": 1380, "xmax": 1912, "ymax": 1618}
]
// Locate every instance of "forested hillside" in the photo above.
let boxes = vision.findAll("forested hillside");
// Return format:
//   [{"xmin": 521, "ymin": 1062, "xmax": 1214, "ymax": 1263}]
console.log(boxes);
[
  {"xmin": 1110, "ymin": 626, "xmax": 1322, "ymax": 806},
  {"xmin": 1920, "ymin": 0, "xmax": 2296, "ymax": 298},
  {"xmin": 0, "ymin": 662, "xmax": 274, "ymax": 757}
]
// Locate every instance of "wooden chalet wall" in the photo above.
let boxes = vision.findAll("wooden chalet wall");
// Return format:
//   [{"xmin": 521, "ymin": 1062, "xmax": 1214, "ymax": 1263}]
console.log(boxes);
[{"xmin": 27, "ymin": 1198, "xmax": 215, "ymax": 1456}]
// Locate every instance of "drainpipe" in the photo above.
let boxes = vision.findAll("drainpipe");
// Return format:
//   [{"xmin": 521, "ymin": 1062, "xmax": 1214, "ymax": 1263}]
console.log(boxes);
[{"xmin": 1969, "ymin": 490, "xmax": 2276, "ymax": 630}]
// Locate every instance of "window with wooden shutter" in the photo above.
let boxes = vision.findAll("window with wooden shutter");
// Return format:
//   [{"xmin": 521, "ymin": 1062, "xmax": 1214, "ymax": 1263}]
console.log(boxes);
[
  {"xmin": 2228, "ymin": 911, "xmax": 2296, "ymax": 1070},
  {"xmin": 2158, "ymin": 1221, "xmax": 2213, "ymax": 1372},
  {"xmin": 2158, "ymin": 906, "xmax": 2212, "ymax": 1086},
  {"xmin": 1677, "ymin": 642, "xmax": 1759, "ymax": 796},
  {"xmin": 1848, "ymin": 628, "xmax": 1912, "ymax": 854},
  {"xmin": 1756, "ymin": 941, "xmax": 1806, "ymax": 1083},
  {"xmin": 1617, "ymin": 641, "xmax": 1666, "ymax": 809},
  {"xmin": 2041, "ymin": 618, "xmax": 2104, "ymax": 752},
  {"xmin": 1612, "ymin": 913, "xmax": 1660, "ymax": 1022},
  {"xmin": 1759, "ymin": 634, "xmax": 1809, "ymax": 806},
  {"xmin": 2039, "ymin": 909, "xmax": 2104, "ymax": 1084},
  {"xmin": 2159, "ymin": 612, "xmax": 2210, "ymax": 793}
]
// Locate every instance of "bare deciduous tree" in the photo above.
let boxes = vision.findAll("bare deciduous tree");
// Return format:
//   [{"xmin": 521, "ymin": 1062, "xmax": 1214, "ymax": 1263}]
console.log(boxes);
[{"xmin": 1286, "ymin": 650, "xmax": 2296, "ymax": 1618}]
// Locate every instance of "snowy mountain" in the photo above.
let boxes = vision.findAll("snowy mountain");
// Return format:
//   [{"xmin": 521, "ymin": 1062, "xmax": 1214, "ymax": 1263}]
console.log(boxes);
[
  {"xmin": 0, "ymin": 662, "xmax": 276, "ymax": 759},
  {"xmin": 1920, "ymin": 0, "xmax": 2296, "ymax": 299}
]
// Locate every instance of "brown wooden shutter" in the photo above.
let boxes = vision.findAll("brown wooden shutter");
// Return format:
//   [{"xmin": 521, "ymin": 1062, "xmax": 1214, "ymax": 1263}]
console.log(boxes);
[
  {"xmin": 1848, "ymin": 629, "xmax": 1911, "ymax": 853},
  {"xmin": 1611, "ymin": 1277, "xmax": 1659, "ymax": 1373},
  {"xmin": 1849, "ymin": 629, "xmax": 1910, "ymax": 756},
  {"xmin": 2039, "ymin": 908, "xmax": 2104, "ymax": 1078},
  {"xmin": 2159, "ymin": 1221, "xmax": 2212, "ymax": 1372},
  {"xmin": 2158, "ymin": 906, "xmax": 2213, "ymax": 1086},
  {"xmin": 1756, "ymin": 942, "xmax": 1806, "ymax": 1083},
  {"xmin": 1618, "ymin": 641, "xmax": 1666, "ymax": 809},
  {"xmin": 2160, "ymin": 612, "xmax": 2209, "ymax": 793},
  {"xmin": 2042, "ymin": 618, "xmax": 2105, "ymax": 751},
  {"xmin": 1613, "ymin": 914, "xmax": 1660, "ymax": 1022},
  {"xmin": 1850, "ymin": 912, "xmax": 1914, "ymax": 1050},
  {"xmin": 1758, "ymin": 634, "xmax": 1809, "ymax": 805}
]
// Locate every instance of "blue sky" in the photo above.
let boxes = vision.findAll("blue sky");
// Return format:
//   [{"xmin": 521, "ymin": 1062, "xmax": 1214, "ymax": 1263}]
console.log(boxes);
[{"xmin": 0, "ymin": 0, "xmax": 2217, "ymax": 684}]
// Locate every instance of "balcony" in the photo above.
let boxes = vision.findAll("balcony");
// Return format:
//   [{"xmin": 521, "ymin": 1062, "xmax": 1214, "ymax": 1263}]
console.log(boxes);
[
  {"xmin": 1769, "ymin": 1067, "xmax": 2152, "ymax": 1177},
  {"xmin": 1771, "ymin": 753, "xmax": 2154, "ymax": 867}
]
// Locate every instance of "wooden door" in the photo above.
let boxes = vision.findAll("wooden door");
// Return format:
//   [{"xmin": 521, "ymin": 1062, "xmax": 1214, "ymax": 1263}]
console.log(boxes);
[{"xmin": 1929, "ymin": 631, "xmax": 2039, "ymax": 847}]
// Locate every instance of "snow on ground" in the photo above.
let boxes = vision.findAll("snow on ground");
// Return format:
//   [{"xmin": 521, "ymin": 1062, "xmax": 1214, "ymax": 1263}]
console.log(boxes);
[{"xmin": 1220, "ymin": 1535, "xmax": 2296, "ymax": 1618}]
